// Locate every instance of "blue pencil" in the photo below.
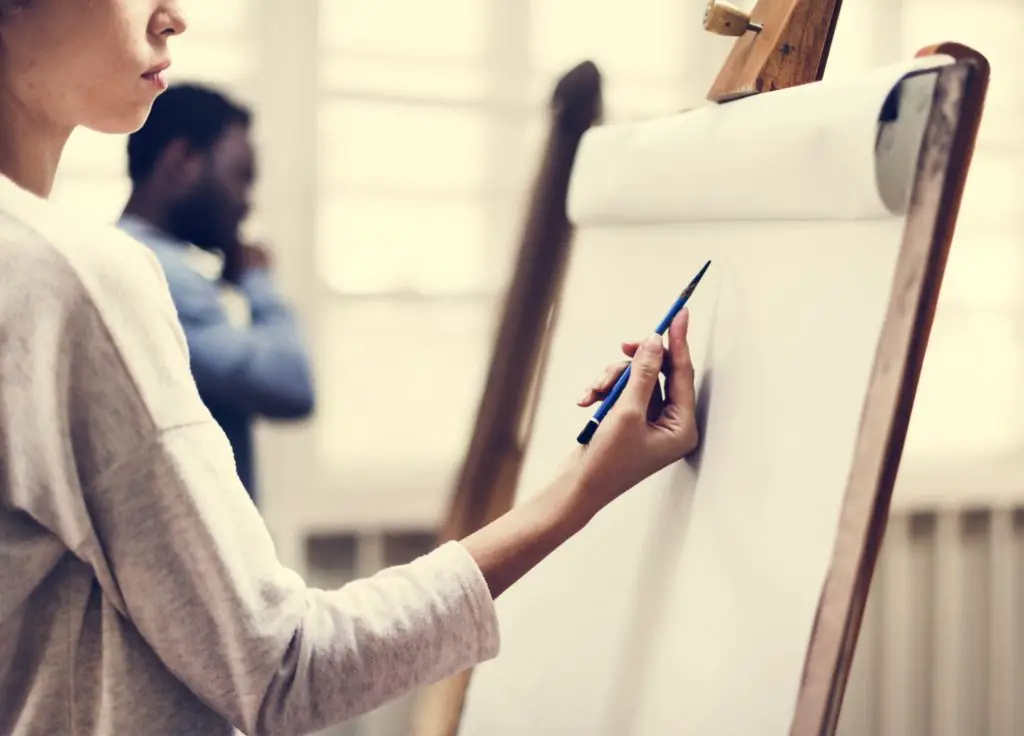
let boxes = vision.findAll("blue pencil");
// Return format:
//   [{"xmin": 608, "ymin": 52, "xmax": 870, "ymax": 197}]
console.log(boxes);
[{"xmin": 577, "ymin": 259, "xmax": 711, "ymax": 445}]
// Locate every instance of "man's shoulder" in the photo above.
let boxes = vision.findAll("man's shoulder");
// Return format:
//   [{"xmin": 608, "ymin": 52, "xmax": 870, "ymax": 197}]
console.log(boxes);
[{"xmin": 117, "ymin": 218, "xmax": 225, "ymax": 314}]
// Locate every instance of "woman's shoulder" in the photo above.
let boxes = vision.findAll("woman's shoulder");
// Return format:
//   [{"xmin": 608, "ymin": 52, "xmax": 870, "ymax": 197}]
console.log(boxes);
[{"xmin": 0, "ymin": 177, "xmax": 172, "ymax": 319}]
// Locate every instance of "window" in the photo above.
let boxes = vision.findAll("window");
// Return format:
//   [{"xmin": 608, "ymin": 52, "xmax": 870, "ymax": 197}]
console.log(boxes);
[
  {"xmin": 315, "ymin": 0, "xmax": 691, "ymax": 297},
  {"xmin": 316, "ymin": 196, "xmax": 488, "ymax": 295},
  {"xmin": 528, "ymin": 0, "xmax": 688, "ymax": 82},
  {"xmin": 318, "ymin": 100, "xmax": 490, "ymax": 196},
  {"xmin": 311, "ymin": 0, "xmax": 696, "ymax": 493},
  {"xmin": 317, "ymin": 0, "xmax": 505, "ymax": 297},
  {"xmin": 320, "ymin": 0, "xmax": 488, "ymax": 64}
]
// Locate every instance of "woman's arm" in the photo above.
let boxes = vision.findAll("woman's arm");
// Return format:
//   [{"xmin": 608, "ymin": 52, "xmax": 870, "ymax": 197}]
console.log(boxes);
[
  {"xmin": 63, "ymin": 242, "xmax": 697, "ymax": 736},
  {"xmin": 58, "ymin": 248, "xmax": 497, "ymax": 735},
  {"xmin": 465, "ymin": 317, "xmax": 700, "ymax": 599},
  {"xmin": 463, "ymin": 463, "xmax": 590, "ymax": 598}
]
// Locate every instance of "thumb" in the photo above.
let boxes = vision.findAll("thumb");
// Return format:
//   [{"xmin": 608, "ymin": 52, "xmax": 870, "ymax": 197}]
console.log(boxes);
[{"xmin": 621, "ymin": 334, "xmax": 663, "ymax": 413}]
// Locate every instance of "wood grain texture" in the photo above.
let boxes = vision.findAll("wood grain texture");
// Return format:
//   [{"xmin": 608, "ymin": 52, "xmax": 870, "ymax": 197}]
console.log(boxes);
[
  {"xmin": 707, "ymin": 0, "xmax": 844, "ymax": 102},
  {"xmin": 435, "ymin": 61, "xmax": 602, "ymax": 548},
  {"xmin": 790, "ymin": 46, "xmax": 989, "ymax": 736},
  {"xmin": 409, "ymin": 61, "xmax": 604, "ymax": 736}
]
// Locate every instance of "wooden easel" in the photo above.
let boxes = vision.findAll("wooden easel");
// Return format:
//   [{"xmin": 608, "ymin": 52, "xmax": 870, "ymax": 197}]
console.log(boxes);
[
  {"xmin": 413, "ymin": 3, "xmax": 989, "ymax": 735},
  {"xmin": 790, "ymin": 40, "xmax": 989, "ymax": 735},
  {"xmin": 705, "ymin": 0, "xmax": 844, "ymax": 102},
  {"xmin": 410, "ymin": 3, "xmax": 847, "ymax": 735},
  {"xmin": 432, "ymin": 60, "xmax": 603, "ymax": 552},
  {"xmin": 409, "ymin": 60, "xmax": 603, "ymax": 736}
]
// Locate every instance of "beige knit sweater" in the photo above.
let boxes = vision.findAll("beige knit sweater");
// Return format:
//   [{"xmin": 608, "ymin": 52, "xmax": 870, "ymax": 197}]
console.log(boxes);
[{"xmin": 0, "ymin": 175, "xmax": 499, "ymax": 736}]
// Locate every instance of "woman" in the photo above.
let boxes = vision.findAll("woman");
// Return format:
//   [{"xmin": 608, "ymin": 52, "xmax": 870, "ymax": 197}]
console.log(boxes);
[{"xmin": 0, "ymin": 2, "xmax": 700, "ymax": 735}]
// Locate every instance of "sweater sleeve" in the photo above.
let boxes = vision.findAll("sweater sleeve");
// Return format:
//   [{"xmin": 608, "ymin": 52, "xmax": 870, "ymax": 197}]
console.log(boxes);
[{"xmin": 71, "ymin": 246, "xmax": 500, "ymax": 735}]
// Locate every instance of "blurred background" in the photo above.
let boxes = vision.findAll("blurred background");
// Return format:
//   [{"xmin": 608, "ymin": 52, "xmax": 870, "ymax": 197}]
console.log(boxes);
[{"xmin": 55, "ymin": 0, "xmax": 1023, "ymax": 734}]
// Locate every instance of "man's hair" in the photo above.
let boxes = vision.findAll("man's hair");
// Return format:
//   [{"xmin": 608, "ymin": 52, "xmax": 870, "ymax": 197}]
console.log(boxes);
[
  {"xmin": 127, "ymin": 84, "xmax": 251, "ymax": 185},
  {"xmin": 0, "ymin": 0, "xmax": 31, "ymax": 20}
]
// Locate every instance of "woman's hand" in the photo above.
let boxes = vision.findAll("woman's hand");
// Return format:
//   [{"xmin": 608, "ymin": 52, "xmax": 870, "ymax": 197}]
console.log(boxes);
[
  {"xmin": 571, "ymin": 308, "xmax": 700, "ymax": 517},
  {"xmin": 461, "ymin": 308, "xmax": 700, "ymax": 599}
]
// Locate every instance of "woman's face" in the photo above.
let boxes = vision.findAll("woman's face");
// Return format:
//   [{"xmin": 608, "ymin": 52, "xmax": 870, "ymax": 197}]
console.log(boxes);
[{"xmin": 0, "ymin": 0, "xmax": 186, "ymax": 134}]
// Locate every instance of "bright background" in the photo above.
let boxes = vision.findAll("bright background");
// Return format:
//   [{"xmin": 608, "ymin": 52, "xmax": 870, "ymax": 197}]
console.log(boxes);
[
  {"xmin": 53, "ymin": 0, "xmax": 1024, "ymax": 532},
  {"xmin": 51, "ymin": 1, "xmax": 1024, "ymax": 734}
]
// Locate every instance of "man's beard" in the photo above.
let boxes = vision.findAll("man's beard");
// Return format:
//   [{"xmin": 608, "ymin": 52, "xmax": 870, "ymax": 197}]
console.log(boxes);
[{"xmin": 168, "ymin": 179, "xmax": 237, "ymax": 253}]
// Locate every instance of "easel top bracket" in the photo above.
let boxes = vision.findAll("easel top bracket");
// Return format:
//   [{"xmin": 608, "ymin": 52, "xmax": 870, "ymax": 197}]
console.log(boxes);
[{"xmin": 705, "ymin": 0, "xmax": 844, "ymax": 103}]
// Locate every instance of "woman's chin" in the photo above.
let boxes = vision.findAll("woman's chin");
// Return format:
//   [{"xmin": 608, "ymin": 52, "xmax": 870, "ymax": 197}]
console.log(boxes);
[{"xmin": 82, "ymin": 99, "xmax": 158, "ymax": 135}]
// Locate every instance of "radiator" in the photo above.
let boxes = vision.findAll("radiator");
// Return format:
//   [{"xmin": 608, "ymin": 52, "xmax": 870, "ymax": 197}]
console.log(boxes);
[
  {"xmin": 837, "ymin": 507, "xmax": 1024, "ymax": 736},
  {"xmin": 301, "ymin": 511, "xmax": 1023, "ymax": 736}
]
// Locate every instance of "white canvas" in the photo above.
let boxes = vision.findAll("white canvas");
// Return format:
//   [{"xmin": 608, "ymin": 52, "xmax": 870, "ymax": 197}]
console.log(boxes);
[{"xmin": 459, "ymin": 56, "xmax": 952, "ymax": 735}]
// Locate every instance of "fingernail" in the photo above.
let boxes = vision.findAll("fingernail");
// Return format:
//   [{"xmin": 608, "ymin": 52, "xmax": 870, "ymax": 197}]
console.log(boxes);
[{"xmin": 578, "ymin": 390, "xmax": 591, "ymax": 404}]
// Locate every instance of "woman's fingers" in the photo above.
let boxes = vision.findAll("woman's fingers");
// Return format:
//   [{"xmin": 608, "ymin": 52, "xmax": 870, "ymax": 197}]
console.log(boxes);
[
  {"xmin": 578, "ymin": 324, "xmax": 682, "ymax": 410},
  {"xmin": 577, "ymin": 360, "xmax": 631, "ymax": 406},
  {"xmin": 619, "ymin": 335, "xmax": 664, "ymax": 416},
  {"xmin": 664, "ymin": 309, "xmax": 695, "ymax": 410}
]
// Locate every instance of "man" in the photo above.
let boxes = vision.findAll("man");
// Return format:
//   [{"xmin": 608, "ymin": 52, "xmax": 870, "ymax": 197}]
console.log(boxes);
[{"xmin": 119, "ymin": 84, "xmax": 315, "ymax": 501}]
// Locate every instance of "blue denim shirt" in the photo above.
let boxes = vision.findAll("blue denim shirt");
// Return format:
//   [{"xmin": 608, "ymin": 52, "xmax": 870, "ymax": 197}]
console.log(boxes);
[{"xmin": 118, "ymin": 215, "xmax": 315, "ymax": 499}]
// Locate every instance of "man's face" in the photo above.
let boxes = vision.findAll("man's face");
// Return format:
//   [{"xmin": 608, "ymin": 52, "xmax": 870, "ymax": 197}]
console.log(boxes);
[{"xmin": 170, "ymin": 122, "xmax": 255, "ymax": 251}]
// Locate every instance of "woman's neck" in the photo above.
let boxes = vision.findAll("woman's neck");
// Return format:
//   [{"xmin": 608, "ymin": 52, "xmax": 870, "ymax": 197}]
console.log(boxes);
[{"xmin": 0, "ymin": 97, "xmax": 71, "ymax": 199}]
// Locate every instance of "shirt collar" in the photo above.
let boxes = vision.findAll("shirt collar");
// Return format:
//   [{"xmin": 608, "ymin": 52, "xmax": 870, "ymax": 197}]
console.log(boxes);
[{"xmin": 118, "ymin": 214, "xmax": 226, "ymax": 281}]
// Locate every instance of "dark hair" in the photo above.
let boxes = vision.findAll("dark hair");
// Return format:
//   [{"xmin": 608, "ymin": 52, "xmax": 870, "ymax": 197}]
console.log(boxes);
[
  {"xmin": 127, "ymin": 83, "xmax": 251, "ymax": 185},
  {"xmin": 0, "ymin": 0, "xmax": 30, "ymax": 20}
]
